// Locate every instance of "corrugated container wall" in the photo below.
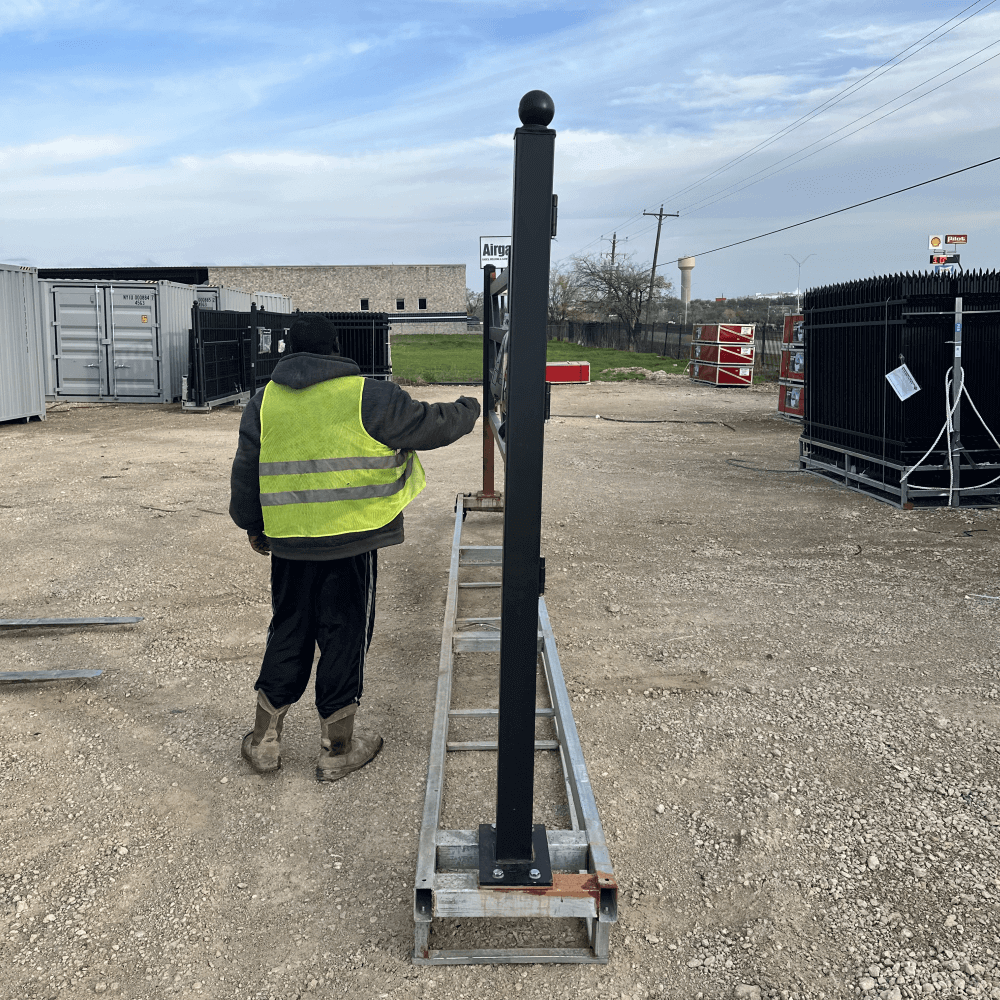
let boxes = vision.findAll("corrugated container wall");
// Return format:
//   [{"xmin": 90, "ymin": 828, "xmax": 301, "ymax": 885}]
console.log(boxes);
[
  {"xmin": 0, "ymin": 265, "xmax": 46, "ymax": 422},
  {"xmin": 252, "ymin": 291, "xmax": 293, "ymax": 313},
  {"xmin": 39, "ymin": 279, "xmax": 199, "ymax": 404},
  {"xmin": 195, "ymin": 287, "xmax": 253, "ymax": 313}
]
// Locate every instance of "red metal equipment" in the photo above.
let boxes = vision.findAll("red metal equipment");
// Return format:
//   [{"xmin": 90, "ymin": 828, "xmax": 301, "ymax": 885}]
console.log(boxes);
[
  {"xmin": 694, "ymin": 323, "xmax": 754, "ymax": 343},
  {"xmin": 779, "ymin": 346, "xmax": 805, "ymax": 381},
  {"xmin": 545, "ymin": 361, "xmax": 590, "ymax": 383},
  {"xmin": 690, "ymin": 342, "xmax": 755, "ymax": 365},
  {"xmin": 689, "ymin": 362, "xmax": 754, "ymax": 386},
  {"xmin": 782, "ymin": 315, "xmax": 805, "ymax": 345},
  {"xmin": 778, "ymin": 381, "xmax": 804, "ymax": 419}
]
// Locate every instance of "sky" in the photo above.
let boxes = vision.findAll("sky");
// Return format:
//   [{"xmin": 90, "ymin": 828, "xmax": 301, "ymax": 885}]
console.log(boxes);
[{"xmin": 1, "ymin": 0, "xmax": 998, "ymax": 298}]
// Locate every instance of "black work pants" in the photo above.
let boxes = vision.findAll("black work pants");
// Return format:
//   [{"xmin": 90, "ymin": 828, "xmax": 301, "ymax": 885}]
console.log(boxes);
[{"xmin": 255, "ymin": 551, "xmax": 377, "ymax": 718}]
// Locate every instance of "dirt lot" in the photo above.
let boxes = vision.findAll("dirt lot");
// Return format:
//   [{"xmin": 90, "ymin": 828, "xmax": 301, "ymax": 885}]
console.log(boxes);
[{"xmin": 2, "ymin": 379, "xmax": 999, "ymax": 1000}]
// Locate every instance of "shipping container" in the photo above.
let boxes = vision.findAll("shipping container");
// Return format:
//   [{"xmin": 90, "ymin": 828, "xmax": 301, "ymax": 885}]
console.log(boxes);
[
  {"xmin": 195, "ymin": 287, "xmax": 253, "ymax": 313},
  {"xmin": 39, "ymin": 279, "xmax": 198, "ymax": 403},
  {"xmin": 779, "ymin": 346, "xmax": 805, "ymax": 380},
  {"xmin": 689, "ymin": 362, "xmax": 754, "ymax": 386},
  {"xmin": 251, "ymin": 291, "xmax": 293, "ymax": 314},
  {"xmin": 778, "ymin": 380, "xmax": 804, "ymax": 419},
  {"xmin": 690, "ymin": 342, "xmax": 755, "ymax": 365},
  {"xmin": 545, "ymin": 361, "xmax": 590, "ymax": 383},
  {"xmin": 694, "ymin": 323, "xmax": 754, "ymax": 343},
  {"xmin": 0, "ymin": 265, "xmax": 46, "ymax": 423},
  {"xmin": 782, "ymin": 315, "xmax": 805, "ymax": 344}
]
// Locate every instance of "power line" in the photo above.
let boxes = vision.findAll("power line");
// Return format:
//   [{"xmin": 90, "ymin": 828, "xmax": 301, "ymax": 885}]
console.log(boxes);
[
  {"xmin": 658, "ymin": 153, "xmax": 1000, "ymax": 267},
  {"xmin": 660, "ymin": 0, "xmax": 995, "ymax": 207},
  {"xmin": 560, "ymin": 2, "xmax": 997, "ymax": 262},
  {"xmin": 577, "ymin": 35, "xmax": 1000, "ymax": 252},
  {"xmin": 678, "ymin": 36, "xmax": 1000, "ymax": 217}
]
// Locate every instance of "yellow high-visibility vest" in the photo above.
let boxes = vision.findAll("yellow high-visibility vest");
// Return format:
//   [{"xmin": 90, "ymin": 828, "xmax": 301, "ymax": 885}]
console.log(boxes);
[{"xmin": 258, "ymin": 377, "xmax": 425, "ymax": 538}]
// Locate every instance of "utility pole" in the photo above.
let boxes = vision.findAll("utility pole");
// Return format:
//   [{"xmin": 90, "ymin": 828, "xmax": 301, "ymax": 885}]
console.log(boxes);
[
  {"xmin": 643, "ymin": 205, "xmax": 679, "ymax": 328},
  {"xmin": 601, "ymin": 232, "xmax": 617, "ymax": 266}
]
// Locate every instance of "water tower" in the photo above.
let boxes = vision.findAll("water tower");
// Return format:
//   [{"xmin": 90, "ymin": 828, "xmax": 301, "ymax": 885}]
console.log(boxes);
[{"xmin": 678, "ymin": 256, "xmax": 695, "ymax": 324}]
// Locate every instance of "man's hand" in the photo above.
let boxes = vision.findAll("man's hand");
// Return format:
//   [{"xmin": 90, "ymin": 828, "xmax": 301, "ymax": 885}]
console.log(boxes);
[{"xmin": 248, "ymin": 534, "xmax": 271, "ymax": 556}]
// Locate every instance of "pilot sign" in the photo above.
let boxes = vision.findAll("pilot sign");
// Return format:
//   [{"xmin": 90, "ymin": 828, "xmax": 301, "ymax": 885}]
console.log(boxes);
[{"xmin": 480, "ymin": 237, "xmax": 511, "ymax": 270}]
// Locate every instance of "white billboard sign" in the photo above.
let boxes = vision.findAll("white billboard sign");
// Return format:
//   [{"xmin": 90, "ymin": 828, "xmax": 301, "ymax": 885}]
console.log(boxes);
[
  {"xmin": 928, "ymin": 234, "xmax": 944, "ymax": 251},
  {"xmin": 480, "ymin": 237, "xmax": 511, "ymax": 270}
]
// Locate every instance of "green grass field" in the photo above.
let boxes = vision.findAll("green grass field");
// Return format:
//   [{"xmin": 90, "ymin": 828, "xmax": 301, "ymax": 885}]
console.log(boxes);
[{"xmin": 389, "ymin": 334, "xmax": 690, "ymax": 383}]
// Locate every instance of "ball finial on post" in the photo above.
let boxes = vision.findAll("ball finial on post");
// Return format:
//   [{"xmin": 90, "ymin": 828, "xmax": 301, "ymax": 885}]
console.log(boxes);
[{"xmin": 518, "ymin": 90, "xmax": 555, "ymax": 127}]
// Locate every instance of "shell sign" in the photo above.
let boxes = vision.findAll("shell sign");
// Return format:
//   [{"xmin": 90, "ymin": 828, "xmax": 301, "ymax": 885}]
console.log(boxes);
[{"xmin": 928, "ymin": 234, "xmax": 944, "ymax": 250}]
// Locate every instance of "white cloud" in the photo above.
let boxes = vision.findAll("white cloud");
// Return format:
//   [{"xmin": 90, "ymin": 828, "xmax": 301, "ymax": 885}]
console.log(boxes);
[{"xmin": 0, "ymin": 135, "xmax": 137, "ymax": 169}]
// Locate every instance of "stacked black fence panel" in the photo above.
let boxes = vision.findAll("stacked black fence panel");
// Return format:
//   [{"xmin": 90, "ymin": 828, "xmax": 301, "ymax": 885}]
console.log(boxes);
[
  {"xmin": 187, "ymin": 307, "xmax": 393, "ymax": 408},
  {"xmin": 280, "ymin": 310, "xmax": 392, "ymax": 386},
  {"xmin": 247, "ymin": 306, "xmax": 295, "ymax": 390},
  {"xmin": 187, "ymin": 304, "xmax": 249, "ymax": 408},
  {"xmin": 800, "ymin": 270, "xmax": 1000, "ymax": 508}
]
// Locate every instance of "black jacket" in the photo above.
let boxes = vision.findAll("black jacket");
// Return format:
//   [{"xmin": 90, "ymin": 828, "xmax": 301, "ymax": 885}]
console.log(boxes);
[{"xmin": 229, "ymin": 353, "xmax": 481, "ymax": 560}]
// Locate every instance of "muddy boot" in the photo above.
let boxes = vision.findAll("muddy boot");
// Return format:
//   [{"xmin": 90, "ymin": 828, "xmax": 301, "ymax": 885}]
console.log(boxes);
[
  {"xmin": 316, "ymin": 704, "xmax": 383, "ymax": 783},
  {"xmin": 241, "ymin": 690, "xmax": 290, "ymax": 774}
]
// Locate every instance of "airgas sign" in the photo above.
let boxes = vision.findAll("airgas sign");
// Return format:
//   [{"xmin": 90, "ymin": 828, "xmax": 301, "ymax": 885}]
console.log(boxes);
[{"xmin": 480, "ymin": 237, "xmax": 511, "ymax": 270}]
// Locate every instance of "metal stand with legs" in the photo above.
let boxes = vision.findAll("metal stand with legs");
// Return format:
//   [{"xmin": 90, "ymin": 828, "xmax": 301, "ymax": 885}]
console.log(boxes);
[{"xmin": 413, "ymin": 91, "xmax": 617, "ymax": 965}]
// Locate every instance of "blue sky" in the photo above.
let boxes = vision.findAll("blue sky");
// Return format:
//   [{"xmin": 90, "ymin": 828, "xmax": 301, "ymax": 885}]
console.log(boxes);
[{"xmin": 2, "ymin": 0, "xmax": 998, "ymax": 298}]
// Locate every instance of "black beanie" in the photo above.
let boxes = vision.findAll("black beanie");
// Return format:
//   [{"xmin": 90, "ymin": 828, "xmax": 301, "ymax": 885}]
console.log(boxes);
[{"xmin": 289, "ymin": 315, "xmax": 341, "ymax": 355}]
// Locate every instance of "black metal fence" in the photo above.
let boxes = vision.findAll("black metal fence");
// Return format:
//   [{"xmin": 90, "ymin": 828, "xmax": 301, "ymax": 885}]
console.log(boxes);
[
  {"xmin": 801, "ymin": 270, "xmax": 1000, "ymax": 507},
  {"xmin": 545, "ymin": 319, "xmax": 782, "ymax": 374},
  {"xmin": 186, "ymin": 305, "xmax": 392, "ymax": 409},
  {"xmin": 546, "ymin": 319, "xmax": 693, "ymax": 358}
]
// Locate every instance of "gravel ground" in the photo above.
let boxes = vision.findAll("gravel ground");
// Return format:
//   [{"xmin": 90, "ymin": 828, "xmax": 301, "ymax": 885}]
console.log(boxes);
[{"xmin": 1, "ymin": 379, "xmax": 998, "ymax": 1000}]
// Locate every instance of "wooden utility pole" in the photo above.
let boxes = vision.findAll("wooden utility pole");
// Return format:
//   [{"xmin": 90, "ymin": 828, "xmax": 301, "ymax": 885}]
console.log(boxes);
[
  {"xmin": 601, "ymin": 232, "xmax": 617, "ymax": 265},
  {"xmin": 643, "ymin": 205, "xmax": 678, "ymax": 327}
]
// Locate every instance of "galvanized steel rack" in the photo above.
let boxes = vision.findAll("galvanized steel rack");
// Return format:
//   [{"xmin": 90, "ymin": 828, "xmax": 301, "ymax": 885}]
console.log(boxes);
[{"xmin": 412, "ymin": 91, "xmax": 617, "ymax": 965}]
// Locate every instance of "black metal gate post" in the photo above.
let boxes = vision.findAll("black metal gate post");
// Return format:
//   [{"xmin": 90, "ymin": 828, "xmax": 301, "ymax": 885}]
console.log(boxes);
[
  {"xmin": 482, "ymin": 265, "xmax": 497, "ymax": 498},
  {"xmin": 483, "ymin": 91, "xmax": 556, "ymax": 878}
]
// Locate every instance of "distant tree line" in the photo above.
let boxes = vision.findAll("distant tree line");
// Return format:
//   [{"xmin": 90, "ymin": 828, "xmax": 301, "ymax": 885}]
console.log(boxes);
[{"xmin": 466, "ymin": 255, "xmax": 800, "ymax": 349}]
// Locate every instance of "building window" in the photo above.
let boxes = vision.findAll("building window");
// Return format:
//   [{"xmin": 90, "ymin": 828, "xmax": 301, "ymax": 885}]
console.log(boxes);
[
  {"xmin": 360, "ymin": 298, "xmax": 369, "ymax": 311},
  {"xmin": 418, "ymin": 298, "xmax": 427, "ymax": 310},
  {"xmin": 396, "ymin": 298, "xmax": 405, "ymax": 310}
]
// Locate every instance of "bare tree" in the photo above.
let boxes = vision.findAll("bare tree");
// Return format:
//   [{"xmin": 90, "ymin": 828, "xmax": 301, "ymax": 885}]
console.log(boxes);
[
  {"xmin": 570, "ymin": 254, "xmax": 671, "ymax": 346},
  {"xmin": 466, "ymin": 287, "xmax": 484, "ymax": 321},
  {"xmin": 548, "ymin": 264, "xmax": 581, "ymax": 323}
]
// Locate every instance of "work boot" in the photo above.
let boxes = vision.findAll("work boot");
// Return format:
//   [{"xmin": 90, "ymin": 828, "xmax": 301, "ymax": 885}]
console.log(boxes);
[
  {"xmin": 316, "ymin": 704, "xmax": 383, "ymax": 783},
  {"xmin": 241, "ymin": 690, "xmax": 290, "ymax": 774}
]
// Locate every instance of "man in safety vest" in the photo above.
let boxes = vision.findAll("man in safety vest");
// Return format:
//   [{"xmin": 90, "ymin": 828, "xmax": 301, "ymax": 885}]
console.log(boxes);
[{"xmin": 230, "ymin": 314, "xmax": 480, "ymax": 781}]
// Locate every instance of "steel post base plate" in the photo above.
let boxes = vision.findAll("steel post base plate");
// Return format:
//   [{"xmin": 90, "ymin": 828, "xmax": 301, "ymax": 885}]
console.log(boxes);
[{"xmin": 478, "ymin": 824, "xmax": 553, "ymax": 887}]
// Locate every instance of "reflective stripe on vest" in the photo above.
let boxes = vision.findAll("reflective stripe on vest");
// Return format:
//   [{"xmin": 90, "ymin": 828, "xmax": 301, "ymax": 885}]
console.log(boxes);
[{"xmin": 258, "ymin": 377, "xmax": 426, "ymax": 538}]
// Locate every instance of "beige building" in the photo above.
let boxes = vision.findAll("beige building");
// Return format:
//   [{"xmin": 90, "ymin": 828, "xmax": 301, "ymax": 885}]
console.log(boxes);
[{"xmin": 207, "ymin": 264, "xmax": 468, "ymax": 335}]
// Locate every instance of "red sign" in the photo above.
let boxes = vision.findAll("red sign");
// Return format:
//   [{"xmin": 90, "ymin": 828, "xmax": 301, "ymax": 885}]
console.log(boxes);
[{"xmin": 946, "ymin": 234, "xmax": 968, "ymax": 245}]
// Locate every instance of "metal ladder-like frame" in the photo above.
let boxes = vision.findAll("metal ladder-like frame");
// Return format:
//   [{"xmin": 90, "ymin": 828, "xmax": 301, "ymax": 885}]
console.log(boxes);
[{"xmin": 412, "ymin": 496, "xmax": 617, "ymax": 964}]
